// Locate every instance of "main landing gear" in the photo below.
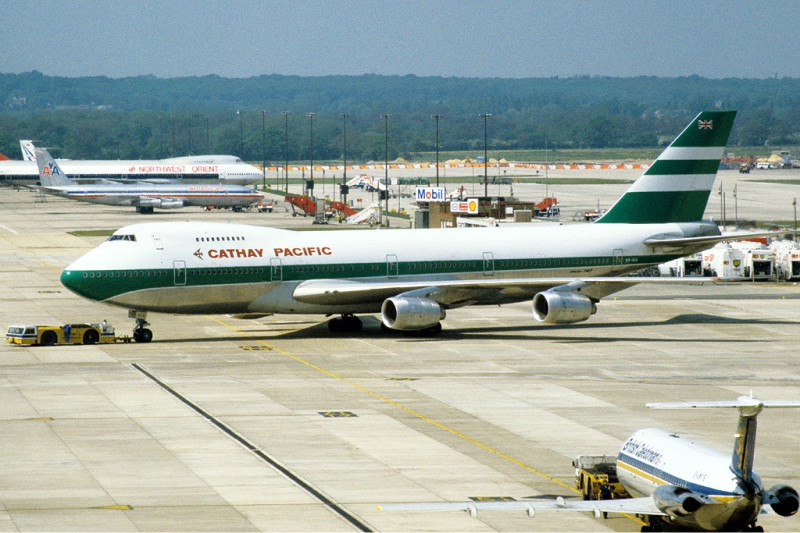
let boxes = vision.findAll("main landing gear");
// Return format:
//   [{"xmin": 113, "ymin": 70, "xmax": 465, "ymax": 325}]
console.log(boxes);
[
  {"xmin": 327, "ymin": 314, "xmax": 443, "ymax": 336},
  {"xmin": 327, "ymin": 314, "xmax": 363, "ymax": 333},
  {"xmin": 128, "ymin": 310, "xmax": 153, "ymax": 343}
]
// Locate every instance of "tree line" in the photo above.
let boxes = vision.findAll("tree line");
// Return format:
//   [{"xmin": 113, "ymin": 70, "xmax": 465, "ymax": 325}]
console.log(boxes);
[{"xmin": 1, "ymin": 72, "xmax": 799, "ymax": 162}]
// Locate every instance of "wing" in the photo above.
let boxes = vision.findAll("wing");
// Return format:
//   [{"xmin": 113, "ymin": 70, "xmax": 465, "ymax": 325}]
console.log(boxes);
[
  {"xmin": 378, "ymin": 496, "xmax": 665, "ymax": 517},
  {"xmin": 292, "ymin": 276, "xmax": 707, "ymax": 308}
]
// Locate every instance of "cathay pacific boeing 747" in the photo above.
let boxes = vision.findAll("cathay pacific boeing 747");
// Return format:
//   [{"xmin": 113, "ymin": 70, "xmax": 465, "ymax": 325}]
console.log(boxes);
[{"xmin": 60, "ymin": 111, "xmax": 778, "ymax": 342}]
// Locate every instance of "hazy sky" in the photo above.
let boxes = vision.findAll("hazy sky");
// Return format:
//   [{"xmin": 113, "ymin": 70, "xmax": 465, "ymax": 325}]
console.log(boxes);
[{"xmin": 2, "ymin": 0, "xmax": 798, "ymax": 79}]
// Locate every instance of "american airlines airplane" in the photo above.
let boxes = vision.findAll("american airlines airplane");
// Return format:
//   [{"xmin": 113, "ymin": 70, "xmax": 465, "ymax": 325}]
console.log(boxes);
[
  {"xmin": 60, "ymin": 110, "xmax": 775, "ymax": 342},
  {"xmin": 379, "ymin": 396, "xmax": 800, "ymax": 532},
  {"xmin": 1, "ymin": 140, "xmax": 262, "ymax": 186},
  {"xmin": 35, "ymin": 147, "xmax": 262, "ymax": 214}
]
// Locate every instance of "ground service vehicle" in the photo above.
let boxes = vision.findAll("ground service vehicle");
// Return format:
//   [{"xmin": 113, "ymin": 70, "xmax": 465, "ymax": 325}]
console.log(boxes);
[
  {"xmin": 6, "ymin": 323, "xmax": 119, "ymax": 346},
  {"xmin": 572, "ymin": 455, "xmax": 629, "ymax": 500}
]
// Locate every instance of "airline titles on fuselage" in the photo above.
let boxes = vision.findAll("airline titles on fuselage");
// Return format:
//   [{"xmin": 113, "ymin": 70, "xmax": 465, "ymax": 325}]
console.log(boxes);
[
  {"xmin": 130, "ymin": 165, "xmax": 219, "ymax": 173},
  {"xmin": 194, "ymin": 246, "xmax": 334, "ymax": 260},
  {"xmin": 622, "ymin": 437, "xmax": 664, "ymax": 465},
  {"xmin": 274, "ymin": 246, "xmax": 333, "ymax": 257}
]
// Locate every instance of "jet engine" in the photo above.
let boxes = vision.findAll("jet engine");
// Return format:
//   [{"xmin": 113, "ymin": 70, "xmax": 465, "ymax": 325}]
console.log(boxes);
[
  {"xmin": 136, "ymin": 198, "xmax": 184, "ymax": 209},
  {"xmin": 652, "ymin": 485, "xmax": 705, "ymax": 517},
  {"xmin": 764, "ymin": 484, "xmax": 800, "ymax": 517},
  {"xmin": 136, "ymin": 198, "xmax": 161, "ymax": 208},
  {"xmin": 158, "ymin": 199, "xmax": 184, "ymax": 209},
  {"xmin": 381, "ymin": 296, "xmax": 445, "ymax": 331},
  {"xmin": 532, "ymin": 290, "xmax": 596, "ymax": 324}
]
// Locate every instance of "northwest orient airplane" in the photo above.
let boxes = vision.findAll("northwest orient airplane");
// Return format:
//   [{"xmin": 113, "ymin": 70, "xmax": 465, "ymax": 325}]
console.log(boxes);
[
  {"xmin": 379, "ymin": 396, "xmax": 800, "ymax": 532},
  {"xmin": 35, "ymin": 147, "xmax": 262, "ymax": 214},
  {"xmin": 61, "ymin": 110, "xmax": 773, "ymax": 342},
  {"xmin": 0, "ymin": 140, "xmax": 262, "ymax": 186}
]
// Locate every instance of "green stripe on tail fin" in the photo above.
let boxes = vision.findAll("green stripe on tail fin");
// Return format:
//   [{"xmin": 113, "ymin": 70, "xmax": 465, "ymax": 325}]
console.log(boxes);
[{"xmin": 596, "ymin": 110, "xmax": 736, "ymax": 224}]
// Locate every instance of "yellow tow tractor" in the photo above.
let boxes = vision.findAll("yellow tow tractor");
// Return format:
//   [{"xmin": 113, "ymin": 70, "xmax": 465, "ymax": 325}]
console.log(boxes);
[
  {"xmin": 6, "ymin": 322, "xmax": 129, "ymax": 346},
  {"xmin": 573, "ymin": 455, "xmax": 629, "ymax": 501}
]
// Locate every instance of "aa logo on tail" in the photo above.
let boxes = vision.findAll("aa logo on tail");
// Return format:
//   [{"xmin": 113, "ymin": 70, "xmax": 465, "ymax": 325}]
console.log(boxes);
[{"xmin": 41, "ymin": 162, "xmax": 61, "ymax": 176}]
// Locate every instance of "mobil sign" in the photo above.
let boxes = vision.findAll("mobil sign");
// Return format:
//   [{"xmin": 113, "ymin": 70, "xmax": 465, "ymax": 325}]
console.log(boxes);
[{"xmin": 415, "ymin": 187, "xmax": 446, "ymax": 202}]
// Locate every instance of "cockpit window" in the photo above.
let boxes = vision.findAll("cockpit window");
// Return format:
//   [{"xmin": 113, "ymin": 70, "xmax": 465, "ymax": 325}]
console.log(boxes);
[{"xmin": 107, "ymin": 234, "xmax": 137, "ymax": 242}]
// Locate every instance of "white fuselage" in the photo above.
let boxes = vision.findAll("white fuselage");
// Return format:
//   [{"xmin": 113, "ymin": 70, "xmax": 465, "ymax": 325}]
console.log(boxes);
[
  {"xmin": 617, "ymin": 428, "xmax": 761, "ymax": 531},
  {"xmin": 44, "ymin": 183, "xmax": 262, "ymax": 209},
  {"xmin": 61, "ymin": 220, "xmax": 715, "ymax": 315},
  {"xmin": 0, "ymin": 156, "xmax": 262, "ymax": 185}
]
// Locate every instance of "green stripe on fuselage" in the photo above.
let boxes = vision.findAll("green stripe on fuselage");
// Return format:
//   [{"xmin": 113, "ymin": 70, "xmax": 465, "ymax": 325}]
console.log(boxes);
[
  {"xmin": 61, "ymin": 253, "xmax": 683, "ymax": 304},
  {"xmin": 595, "ymin": 190, "xmax": 711, "ymax": 224}
]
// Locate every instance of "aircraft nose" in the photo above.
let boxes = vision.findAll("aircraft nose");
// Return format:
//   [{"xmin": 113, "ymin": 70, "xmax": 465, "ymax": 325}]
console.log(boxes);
[
  {"xmin": 61, "ymin": 268, "xmax": 81, "ymax": 293},
  {"xmin": 60, "ymin": 268, "xmax": 96, "ymax": 300}
]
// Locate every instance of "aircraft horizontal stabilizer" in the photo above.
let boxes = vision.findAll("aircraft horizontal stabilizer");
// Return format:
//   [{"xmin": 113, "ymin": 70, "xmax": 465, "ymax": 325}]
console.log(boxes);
[
  {"xmin": 644, "ymin": 230, "xmax": 798, "ymax": 251},
  {"xmin": 647, "ymin": 397, "xmax": 800, "ymax": 412}
]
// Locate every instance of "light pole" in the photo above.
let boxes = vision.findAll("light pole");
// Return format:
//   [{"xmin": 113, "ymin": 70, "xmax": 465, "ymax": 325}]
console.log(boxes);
[
  {"xmin": 480, "ymin": 113, "xmax": 491, "ymax": 198},
  {"xmin": 237, "ymin": 110, "xmax": 243, "ymax": 157},
  {"xmin": 381, "ymin": 113, "xmax": 391, "ymax": 227},
  {"xmin": 432, "ymin": 114, "xmax": 442, "ymax": 187},
  {"xmin": 733, "ymin": 183, "xmax": 738, "ymax": 228},
  {"xmin": 281, "ymin": 111, "xmax": 290, "ymax": 192},
  {"xmin": 260, "ymin": 110, "xmax": 266, "ymax": 190},
  {"xmin": 341, "ymin": 113, "xmax": 349, "ymax": 205},
  {"xmin": 205, "ymin": 115, "xmax": 210, "ymax": 154},
  {"xmin": 794, "ymin": 197, "xmax": 797, "ymax": 241},
  {"xmin": 307, "ymin": 112, "xmax": 315, "ymax": 197}
]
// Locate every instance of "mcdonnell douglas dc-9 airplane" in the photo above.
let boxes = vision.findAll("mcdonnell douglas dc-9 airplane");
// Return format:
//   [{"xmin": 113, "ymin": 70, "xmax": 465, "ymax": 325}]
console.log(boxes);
[
  {"xmin": 35, "ymin": 147, "xmax": 262, "ymax": 214},
  {"xmin": 379, "ymin": 396, "xmax": 800, "ymax": 532},
  {"xmin": 61, "ymin": 110, "xmax": 772, "ymax": 341}
]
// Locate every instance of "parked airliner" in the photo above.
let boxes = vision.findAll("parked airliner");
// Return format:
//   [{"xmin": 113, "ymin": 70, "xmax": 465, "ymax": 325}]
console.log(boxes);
[
  {"xmin": 1, "ymin": 140, "xmax": 262, "ymax": 186},
  {"xmin": 61, "ymin": 110, "xmax": 775, "ymax": 342},
  {"xmin": 35, "ymin": 147, "xmax": 262, "ymax": 214},
  {"xmin": 379, "ymin": 396, "xmax": 800, "ymax": 532}
]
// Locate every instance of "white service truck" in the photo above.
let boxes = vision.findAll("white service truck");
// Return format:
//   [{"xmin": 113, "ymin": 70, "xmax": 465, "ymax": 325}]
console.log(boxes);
[
  {"xmin": 658, "ymin": 252, "xmax": 703, "ymax": 277},
  {"xmin": 771, "ymin": 240, "xmax": 800, "ymax": 281},
  {"xmin": 703, "ymin": 244, "xmax": 744, "ymax": 278}
]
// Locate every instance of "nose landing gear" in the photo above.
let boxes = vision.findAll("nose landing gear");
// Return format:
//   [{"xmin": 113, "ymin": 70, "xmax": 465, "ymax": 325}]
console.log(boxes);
[{"xmin": 128, "ymin": 310, "xmax": 153, "ymax": 343}]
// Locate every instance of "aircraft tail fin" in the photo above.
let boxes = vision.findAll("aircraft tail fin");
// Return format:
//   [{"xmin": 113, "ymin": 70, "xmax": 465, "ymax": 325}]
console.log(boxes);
[
  {"xmin": 20, "ymin": 140, "xmax": 37, "ymax": 161},
  {"xmin": 596, "ymin": 110, "xmax": 736, "ymax": 224},
  {"xmin": 34, "ymin": 147, "xmax": 75, "ymax": 187},
  {"xmin": 647, "ymin": 396, "xmax": 800, "ymax": 486}
]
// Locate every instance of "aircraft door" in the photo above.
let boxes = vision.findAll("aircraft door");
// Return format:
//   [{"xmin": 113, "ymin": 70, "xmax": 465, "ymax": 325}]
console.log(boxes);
[
  {"xmin": 270, "ymin": 258, "xmax": 282, "ymax": 281},
  {"xmin": 483, "ymin": 252, "xmax": 495, "ymax": 276},
  {"xmin": 386, "ymin": 254, "xmax": 399, "ymax": 278},
  {"xmin": 612, "ymin": 249, "xmax": 624, "ymax": 272},
  {"xmin": 173, "ymin": 260, "xmax": 187, "ymax": 285},
  {"xmin": 219, "ymin": 168, "xmax": 227, "ymax": 182},
  {"xmin": 152, "ymin": 233, "xmax": 164, "ymax": 250}
]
